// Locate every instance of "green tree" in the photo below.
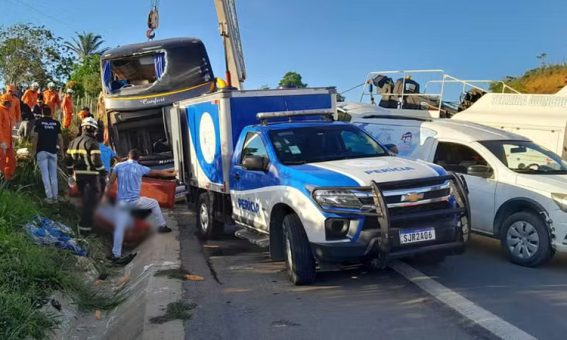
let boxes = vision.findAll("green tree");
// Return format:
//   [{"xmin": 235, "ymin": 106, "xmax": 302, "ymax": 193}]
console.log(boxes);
[
  {"xmin": 279, "ymin": 71, "xmax": 307, "ymax": 88},
  {"xmin": 65, "ymin": 32, "xmax": 108, "ymax": 60},
  {"xmin": 69, "ymin": 54, "xmax": 102, "ymax": 97},
  {"xmin": 0, "ymin": 24, "xmax": 74, "ymax": 86}
]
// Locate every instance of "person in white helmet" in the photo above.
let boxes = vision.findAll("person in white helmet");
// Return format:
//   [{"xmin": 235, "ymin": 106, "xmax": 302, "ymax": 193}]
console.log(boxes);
[
  {"xmin": 43, "ymin": 82, "xmax": 61, "ymax": 121},
  {"xmin": 65, "ymin": 117, "xmax": 106, "ymax": 232},
  {"xmin": 22, "ymin": 82, "xmax": 40, "ymax": 109}
]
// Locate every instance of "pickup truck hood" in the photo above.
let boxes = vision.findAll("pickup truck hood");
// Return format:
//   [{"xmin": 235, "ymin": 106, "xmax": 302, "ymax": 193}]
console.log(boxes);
[
  {"xmin": 516, "ymin": 174, "xmax": 567, "ymax": 194},
  {"xmin": 310, "ymin": 157, "xmax": 442, "ymax": 186}
]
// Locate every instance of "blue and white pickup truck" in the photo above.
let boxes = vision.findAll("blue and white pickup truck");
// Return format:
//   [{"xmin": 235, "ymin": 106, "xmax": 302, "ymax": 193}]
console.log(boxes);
[{"xmin": 165, "ymin": 87, "xmax": 470, "ymax": 284}]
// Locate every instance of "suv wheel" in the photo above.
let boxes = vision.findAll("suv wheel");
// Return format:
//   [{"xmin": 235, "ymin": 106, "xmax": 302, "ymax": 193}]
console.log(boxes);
[
  {"xmin": 283, "ymin": 213, "xmax": 316, "ymax": 285},
  {"xmin": 501, "ymin": 211, "xmax": 553, "ymax": 267},
  {"xmin": 196, "ymin": 192, "xmax": 223, "ymax": 239}
]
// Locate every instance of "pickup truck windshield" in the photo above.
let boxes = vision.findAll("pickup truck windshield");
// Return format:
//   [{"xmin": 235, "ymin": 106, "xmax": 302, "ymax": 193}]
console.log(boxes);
[
  {"xmin": 269, "ymin": 125, "xmax": 388, "ymax": 165},
  {"xmin": 481, "ymin": 140, "xmax": 567, "ymax": 174}
]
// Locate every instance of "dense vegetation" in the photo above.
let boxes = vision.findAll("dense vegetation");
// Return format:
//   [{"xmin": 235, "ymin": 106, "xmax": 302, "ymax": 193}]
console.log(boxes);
[
  {"xmin": 490, "ymin": 64, "xmax": 567, "ymax": 94},
  {"xmin": 0, "ymin": 160, "xmax": 120, "ymax": 339}
]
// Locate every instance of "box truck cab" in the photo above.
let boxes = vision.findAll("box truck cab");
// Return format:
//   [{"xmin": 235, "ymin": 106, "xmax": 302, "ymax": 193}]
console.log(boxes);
[
  {"xmin": 169, "ymin": 89, "xmax": 470, "ymax": 284},
  {"xmin": 352, "ymin": 114, "xmax": 567, "ymax": 267}
]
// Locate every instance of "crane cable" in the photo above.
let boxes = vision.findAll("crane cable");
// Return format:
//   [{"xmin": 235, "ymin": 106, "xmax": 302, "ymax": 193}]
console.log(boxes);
[{"xmin": 146, "ymin": 0, "xmax": 160, "ymax": 40}]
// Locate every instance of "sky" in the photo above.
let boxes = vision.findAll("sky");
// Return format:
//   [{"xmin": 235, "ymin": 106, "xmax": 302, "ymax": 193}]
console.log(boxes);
[{"xmin": 2, "ymin": 0, "xmax": 567, "ymax": 101}]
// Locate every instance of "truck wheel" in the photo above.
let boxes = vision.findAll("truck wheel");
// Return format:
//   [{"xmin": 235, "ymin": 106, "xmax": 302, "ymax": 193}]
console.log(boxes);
[
  {"xmin": 196, "ymin": 192, "xmax": 223, "ymax": 239},
  {"xmin": 283, "ymin": 213, "xmax": 316, "ymax": 285},
  {"xmin": 501, "ymin": 212, "xmax": 553, "ymax": 267}
]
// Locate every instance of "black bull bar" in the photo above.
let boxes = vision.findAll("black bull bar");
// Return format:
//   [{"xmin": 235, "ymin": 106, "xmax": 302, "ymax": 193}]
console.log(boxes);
[{"xmin": 369, "ymin": 173, "xmax": 471, "ymax": 255}]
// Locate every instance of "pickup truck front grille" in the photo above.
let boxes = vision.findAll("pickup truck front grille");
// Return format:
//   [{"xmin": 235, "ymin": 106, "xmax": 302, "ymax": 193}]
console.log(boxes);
[{"xmin": 357, "ymin": 181, "xmax": 451, "ymax": 210}]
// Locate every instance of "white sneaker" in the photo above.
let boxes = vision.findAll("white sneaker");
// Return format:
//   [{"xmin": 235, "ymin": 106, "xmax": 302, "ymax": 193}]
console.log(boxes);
[{"xmin": 43, "ymin": 198, "xmax": 55, "ymax": 204}]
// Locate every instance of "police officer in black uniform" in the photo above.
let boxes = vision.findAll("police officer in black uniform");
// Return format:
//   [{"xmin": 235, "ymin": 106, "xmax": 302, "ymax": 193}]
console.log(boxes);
[{"xmin": 65, "ymin": 117, "xmax": 106, "ymax": 231}]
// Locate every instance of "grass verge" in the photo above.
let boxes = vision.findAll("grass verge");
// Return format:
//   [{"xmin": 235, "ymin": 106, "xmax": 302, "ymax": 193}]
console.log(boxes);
[{"xmin": 0, "ymin": 159, "xmax": 124, "ymax": 339}]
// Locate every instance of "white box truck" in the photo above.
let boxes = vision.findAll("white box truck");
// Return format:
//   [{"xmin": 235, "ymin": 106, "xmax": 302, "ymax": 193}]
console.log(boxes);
[{"xmin": 165, "ymin": 88, "xmax": 470, "ymax": 284}]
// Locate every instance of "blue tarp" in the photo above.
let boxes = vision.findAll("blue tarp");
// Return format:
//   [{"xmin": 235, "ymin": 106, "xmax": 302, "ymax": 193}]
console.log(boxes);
[{"xmin": 25, "ymin": 217, "xmax": 87, "ymax": 256}]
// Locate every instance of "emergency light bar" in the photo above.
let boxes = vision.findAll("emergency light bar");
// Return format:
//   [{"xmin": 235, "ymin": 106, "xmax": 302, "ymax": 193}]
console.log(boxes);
[{"xmin": 257, "ymin": 109, "xmax": 335, "ymax": 124}]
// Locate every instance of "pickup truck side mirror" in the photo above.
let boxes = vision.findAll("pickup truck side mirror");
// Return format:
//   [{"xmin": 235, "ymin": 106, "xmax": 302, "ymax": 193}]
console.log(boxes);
[
  {"xmin": 384, "ymin": 144, "xmax": 399, "ymax": 155},
  {"xmin": 467, "ymin": 164, "xmax": 493, "ymax": 178},
  {"xmin": 242, "ymin": 156, "xmax": 268, "ymax": 172}
]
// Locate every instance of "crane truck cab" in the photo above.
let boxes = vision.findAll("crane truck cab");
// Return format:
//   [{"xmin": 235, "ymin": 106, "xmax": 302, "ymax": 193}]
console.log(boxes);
[
  {"xmin": 169, "ymin": 88, "xmax": 470, "ymax": 285},
  {"xmin": 352, "ymin": 114, "xmax": 567, "ymax": 267}
]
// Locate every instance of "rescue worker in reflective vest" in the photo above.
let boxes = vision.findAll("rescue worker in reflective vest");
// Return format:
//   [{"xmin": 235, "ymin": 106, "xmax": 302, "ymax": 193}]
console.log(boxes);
[
  {"xmin": 65, "ymin": 117, "xmax": 106, "ymax": 231},
  {"xmin": 61, "ymin": 89, "xmax": 74, "ymax": 129},
  {"xmin": 43, "ymin": 82, "xmax": 61, "ymax": 121},
  {"xmin": 0, "ymin": 94, "xmax": 16, "ymax": 180},
  {"xmin": 6, "ymin": 85, "xmax": 21, "ymax": 128},
  {"xmin": 22, "ymin": 82, "xmax": 40, "ymax": 109}
]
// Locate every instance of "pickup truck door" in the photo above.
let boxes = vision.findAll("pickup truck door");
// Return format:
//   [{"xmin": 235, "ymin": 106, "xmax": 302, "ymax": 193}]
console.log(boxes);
[
  {"xmin": 230, "ymin": 132, "xmax": 272, "ymax": 231},
  {"xmin": 432, "ymin": 141, "xmax": 496, "ymax": 234}
]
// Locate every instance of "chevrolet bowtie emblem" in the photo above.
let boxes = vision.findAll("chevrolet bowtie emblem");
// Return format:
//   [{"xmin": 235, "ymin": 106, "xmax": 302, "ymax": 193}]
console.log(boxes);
[{"xmin": 401, "ymin": 192, "xmax": 424, "ymax": 202}]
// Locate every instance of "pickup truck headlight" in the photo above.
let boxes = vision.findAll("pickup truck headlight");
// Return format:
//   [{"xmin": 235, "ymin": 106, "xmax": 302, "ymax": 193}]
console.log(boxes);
[
  {"xmin": 551, "ymin": 193, "xmax": 567, "ymax": 212},
  {"xmin": 313, "ymin": 189, "xmax": 362, "ymax": 209}
]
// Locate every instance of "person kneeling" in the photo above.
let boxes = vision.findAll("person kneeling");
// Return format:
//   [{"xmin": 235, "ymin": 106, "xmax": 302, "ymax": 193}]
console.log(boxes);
[{"xmin": 103, "ymin": 149, "xmax": 176, "ymax": 265}]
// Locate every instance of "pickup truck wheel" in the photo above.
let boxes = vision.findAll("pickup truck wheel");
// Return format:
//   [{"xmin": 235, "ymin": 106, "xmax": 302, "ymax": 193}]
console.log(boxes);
[
  {"xmin": 283, "ymin": 213, "xmax": 316, "ymax": 285},
  {"xmin": 196, "ymin": 193, "xmax": 223, "ymax": 239},
  {"xmin": 501, "ymin": 212, "xmax": 553, "ymax": 267}
]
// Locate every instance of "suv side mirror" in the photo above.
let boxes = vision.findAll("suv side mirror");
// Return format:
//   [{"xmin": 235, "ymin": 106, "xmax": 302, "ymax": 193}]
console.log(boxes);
[
  {"xmin": 242, "ymin": 156, "xmax": 268, "ymax": 171},
  {"xmin": 467, "ymin": 165, "xmax": 492, "ymax": 178}
]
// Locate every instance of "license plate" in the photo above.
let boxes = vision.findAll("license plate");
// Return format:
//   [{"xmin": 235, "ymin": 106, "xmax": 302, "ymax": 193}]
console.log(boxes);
[{"xmin": 399, "ymin": 228, "xmax": 436, "ymax": 244}]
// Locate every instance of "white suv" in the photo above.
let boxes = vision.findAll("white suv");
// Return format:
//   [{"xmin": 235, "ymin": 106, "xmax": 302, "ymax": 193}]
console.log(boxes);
[{"xmin": 352, "ymin": 115, "xmax": 567, "ymax": 267}]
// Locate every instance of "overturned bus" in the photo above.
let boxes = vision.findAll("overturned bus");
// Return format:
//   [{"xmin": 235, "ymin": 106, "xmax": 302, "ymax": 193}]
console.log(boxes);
[{"xmin": 101, "ymin": 37, "xmax": 216, "ymax": 168}]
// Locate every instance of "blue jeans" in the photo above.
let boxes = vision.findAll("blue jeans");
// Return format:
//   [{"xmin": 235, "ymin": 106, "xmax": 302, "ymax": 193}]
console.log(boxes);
[{"xmin": 37, "ymin": 151, "xmax": 58, "ymax": 199}]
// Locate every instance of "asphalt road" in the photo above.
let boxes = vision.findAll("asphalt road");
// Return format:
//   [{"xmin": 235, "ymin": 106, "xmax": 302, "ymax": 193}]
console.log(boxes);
[
  {"xmin": 176, "ymin": 207, "xmax": 484, "ymax": 340},
  {"xmin": 175, "ymin": 206, "xmax": 567, "ymax": 340},
  {"xmin": 411, "ymin": 234, "xmax": 567, "ymax": 340}
]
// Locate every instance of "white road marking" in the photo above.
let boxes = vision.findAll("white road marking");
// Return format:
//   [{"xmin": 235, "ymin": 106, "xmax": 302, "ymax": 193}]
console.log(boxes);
[{"xmin": 390, "ymin": 261, "xmax": 537, "ymax": 340}]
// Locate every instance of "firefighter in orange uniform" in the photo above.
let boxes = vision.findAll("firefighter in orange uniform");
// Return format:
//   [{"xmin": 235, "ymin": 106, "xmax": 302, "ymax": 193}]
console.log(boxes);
[
  {"xmin": 0, "ymin": 94, "xmax": 16, "ymax": 180},
  {"xmin": 61, "ymin": 89, "xmax": 74, "ymax": 129},
  {"xmin": 6, "ymin": 85, "xmax": 21, "ymax": 128},
  {"xmin": 22, "ymin": 82, "xmax": 40, "ymax": 109},
  {"xmin": 43, "ymin": 82, "xmax": 61, "ymax": 120}
]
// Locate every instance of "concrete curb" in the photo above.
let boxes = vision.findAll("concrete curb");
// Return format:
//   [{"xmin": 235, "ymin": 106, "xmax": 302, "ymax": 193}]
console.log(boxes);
[{"xmin": 54, "ymin": 211, "xmax": 184, "ymax": 340}]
